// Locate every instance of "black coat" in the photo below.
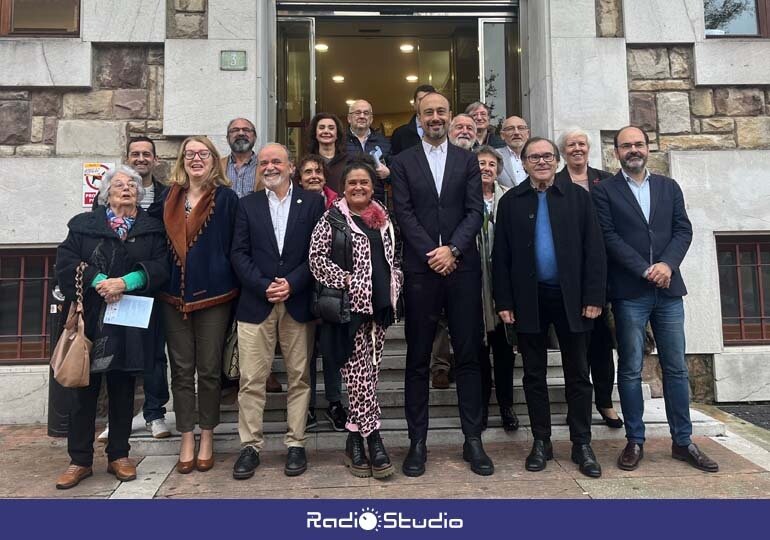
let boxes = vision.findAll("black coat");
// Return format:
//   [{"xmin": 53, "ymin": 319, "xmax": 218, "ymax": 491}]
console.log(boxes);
[
  {"xmin": 492, "ymin": 175, "xmax": 607, "ymax": 333},
  {"xmin": 230, "ymin": 186, "xmax": 325, "ymax": 325},
  {"xmin": 554, "ymin": 165, "xmax": 612, "ymax": 192},
  {"xmin": 391, "ymin": 141, "xmax": 483, "ymax": 274},
  {"xmin": 56, "ymin": 206, "xmax": 169, "ymax": 373},
  {"xmin": 390, "ymin": 115, "xmax": 421, "ymax": 156},
  {"xmin": 591, "ymin": 171, "xmax": 692, "ymax": 300}
]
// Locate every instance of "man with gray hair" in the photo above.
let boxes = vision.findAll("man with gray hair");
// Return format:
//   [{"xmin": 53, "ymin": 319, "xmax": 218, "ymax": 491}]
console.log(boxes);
[
  {"xmin": 448, "ymin": 114, "xmax": 477, "ymax": 151},
  {"xmin": 498, "ymin": 115, "xmax": 530, "ymax": 188},
  {"xmin": 345, "ymin": 99, "xmax": 391, "ymax": 203},
  {"xmin": 224, "ymin": 117, "xmax": 261, "ymax": 198}
]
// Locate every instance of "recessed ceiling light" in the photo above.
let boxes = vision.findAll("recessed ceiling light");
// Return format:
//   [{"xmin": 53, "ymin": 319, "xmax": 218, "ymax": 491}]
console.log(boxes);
[
  {"xmin": 409, "ymin": 99, "xmax": 414, "ymax": 105},
  {"xmin": 400, "ymin": 44, "xmax": 414, "ymax": 53},
  {"xmin": 405, "ymin": 75, "xmax": 418, "ymax": 82},
  {"xmin": 315, "ymin": 43, "xmax": 329, "ymax": 52},
  {"xmin": 332, "ymin": 75, "xmax": 345, "ymax": 83},
  {"xmin": 345, "ymin": 99, "xmax": 355, "ymax": 106}
]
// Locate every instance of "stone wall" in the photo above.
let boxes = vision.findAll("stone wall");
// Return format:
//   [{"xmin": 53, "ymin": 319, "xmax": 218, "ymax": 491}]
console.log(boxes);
[
  {"xmin": 0, "ymin": 45, "xmax": 181, "ymax": 178},
  {"xmin": 167, "ymin": 0, "xmax": 208, "ymax": 39},
  {"xmin": 643, "ymin": 354, "xmax": 715, "ymax": 404},
  {"xmin": 596, "ymin": 0, "xmax": 623, "ymax": 38},
  {"xmin": 609, "ymin": 45, "xmax": 770, "ymax": 175}
]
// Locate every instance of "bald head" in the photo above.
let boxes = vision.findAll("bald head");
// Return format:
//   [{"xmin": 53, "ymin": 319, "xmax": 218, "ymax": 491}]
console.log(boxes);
[
  {"xmin": 500, "ymin": 115, "xmax": 530, "ymax": 154},
  {"xmin": 348, "ymin": 99, "xmax": 374, "ymax": 136}
]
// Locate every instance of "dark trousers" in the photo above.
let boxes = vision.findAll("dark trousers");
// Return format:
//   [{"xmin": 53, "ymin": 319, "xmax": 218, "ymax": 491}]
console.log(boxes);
[
  {"xmin": 517, "ymin": 285, "xmax": 593, "ymax": 445},
  {"xmin": 142, "ymin": 351, "xmax": 169, "ymax": 423},
  {"xmin": 404, "ymin": 270, "xmax": 484, "ymax": 440},
  {"xmin": 480, "ymin": 323, "xmax": 515, "ymax": 411},
  {"xmin": 587, "ymin": 311, "xmax": 615, "ymax": 410},
  {"xmin": 308, "ymin": 334, "xmax": 343, "ymax": 409},
  {"xmin": 69, "ymin": 370, "xmax": 136, "ymax": 467}
]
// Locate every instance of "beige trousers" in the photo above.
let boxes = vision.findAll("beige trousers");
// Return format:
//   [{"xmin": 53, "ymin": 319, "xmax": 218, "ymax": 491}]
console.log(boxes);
[{"xmin": 237, "ymin": 302, "xmax": 312, "ymax": 451}]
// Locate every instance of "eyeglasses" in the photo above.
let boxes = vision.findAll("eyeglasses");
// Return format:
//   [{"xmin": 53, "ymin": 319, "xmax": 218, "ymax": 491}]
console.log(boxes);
[
  {"xmin": 617, "ymin": 142, "xmax": 647, "ymax": 150},
  {"xmin": 112, "ymin": 182, "xmax": 138, "ymax": 190},
  {"xmin": 228, "ymin": 127, "xmax": 255, "ymax": 134},
  {"xmin": 184, "ymin": 150, "xmax": 212, "ymax": 160},
  {"xmin": 525, "ymin": 153, "xmax": 556, "ymax": 164},
  {"xmin": 501, "ymin": 125, "xmax": 529, "ymax": 133},
  {"xmin": 350, "ymin": 110, "xmax": 372, "ymax": 117}
]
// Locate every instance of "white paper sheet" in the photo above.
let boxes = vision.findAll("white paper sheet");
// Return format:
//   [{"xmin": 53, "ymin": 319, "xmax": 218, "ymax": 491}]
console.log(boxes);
[{"xmin": 103, "ymin": 295, "xmax": 154, "ymax": 329}]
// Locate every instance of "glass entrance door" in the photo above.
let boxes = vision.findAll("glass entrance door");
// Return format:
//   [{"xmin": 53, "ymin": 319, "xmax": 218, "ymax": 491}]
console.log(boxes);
[{"xmin": 276, "ymin": 17, "xmax": 315, "ymax": 157}]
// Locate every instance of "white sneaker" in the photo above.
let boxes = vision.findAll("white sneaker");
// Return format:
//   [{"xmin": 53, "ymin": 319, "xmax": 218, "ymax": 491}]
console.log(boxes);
[
  {"xmin": 146, "ymin": 418, "xmax": 171, "ymax": 439},
  {"xmin": 97, "ymin": 426, "xmax": 109, "ymax": 443}
]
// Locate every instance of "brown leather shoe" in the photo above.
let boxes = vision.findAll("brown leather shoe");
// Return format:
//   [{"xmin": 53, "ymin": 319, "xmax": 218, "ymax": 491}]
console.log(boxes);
[
  {"xmin": 672, "ymin": 443, "xmax": 719, "ymax": 473},
  {"xmin": 176, "ymin": 458, "xmax": 196, "ymax": 474},
  {"xmin": 432, "ymin": 370, "xmax": 450, "ymax": 389},
  {"xmin": 617, "ymin": 442, "xmax": 644, "ymax": 471},
  {"xmin": 107, "ymin": 457, "xmax": 137, "ymax": 482},
  {"xmin": 196, "ymin": 454, "xmax": 215, "ymax": 472},
  {"xmin": 266, "ymin": 373, "xmax": 282, "ymax": 393},
  {"xmin": 56, "ymin": 464, "xmax": 93, "ymax": 489}
]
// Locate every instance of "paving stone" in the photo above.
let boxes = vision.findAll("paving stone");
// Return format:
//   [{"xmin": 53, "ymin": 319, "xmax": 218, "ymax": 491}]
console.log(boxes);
[{"xmin": 577, "ymin": 472, "xmax": 770, "ymax": 499}]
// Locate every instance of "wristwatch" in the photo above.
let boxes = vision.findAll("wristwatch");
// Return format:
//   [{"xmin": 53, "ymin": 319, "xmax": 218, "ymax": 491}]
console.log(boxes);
[{"xmin": 447, "ymin": 244, "xmax": 461, "ymax": 259}]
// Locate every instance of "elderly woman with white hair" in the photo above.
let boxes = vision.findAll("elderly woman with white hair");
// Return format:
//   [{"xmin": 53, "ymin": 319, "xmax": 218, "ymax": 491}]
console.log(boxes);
[
  {"xmin": 555, "ymin": 128, "xmax": 623, "ymax": 429},
  {"xmin": 53, "ymin": 164, "xmax": 169, "ymax": 489}
]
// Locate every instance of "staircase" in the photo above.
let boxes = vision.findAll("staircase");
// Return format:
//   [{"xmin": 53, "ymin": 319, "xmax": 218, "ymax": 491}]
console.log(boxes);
[{"xmin": 129, "ymin": 323, "xmax": 724, "ymax": 455}]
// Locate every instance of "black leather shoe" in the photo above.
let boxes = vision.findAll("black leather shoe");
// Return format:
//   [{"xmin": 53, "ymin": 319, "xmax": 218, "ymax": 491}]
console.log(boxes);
[
  {"xmin": 617, "ymin": 442, "xmax": 644, "ymax": 471},
  {"xmin": 463, "ymin": 436, "xmax": 494, "ymax": 476},
  {"xmin": 525, "ymin": 439, "xmax": 553, "ymax": 471},
  {"xmin": 285, "ymin": 447, "xmax": 307, "ymax": 477},
  {"xmin": 500, "ymin": 406, "xmax": 520, "ymax": 431},
  {"xmin": 571, "ymin": 443, "xmax": 602, "ymax": 478},
  {"xmin": 672, "ymin": 443, "xmax": 719, "ymax": 473},
  {"xmin": 402, "ymin": 439, "xmax": 427, "ymax": 477},
  {"xmin": 345, "ymin": 432, "xmax": 371, "ymax": 478},
  {"xmin": 367, "ymin": 430, "xmax": 394, "ymax": 479},
  {"xmin": 233, "ymin": 446, "xmax": 259, "ymax": 480},
  {"xmin": 598, "ymin": 407, "xmax": 624, "ymax": 429}
]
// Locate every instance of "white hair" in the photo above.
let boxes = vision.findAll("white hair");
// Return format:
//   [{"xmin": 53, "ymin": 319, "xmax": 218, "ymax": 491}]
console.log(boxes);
[
  {"xmin": 556, "ymin": 128, "xmax": 592, "ymax": 154},
  {"xmin": 98, "ymin": 165, "xmax": 145, "ymax": 206}
]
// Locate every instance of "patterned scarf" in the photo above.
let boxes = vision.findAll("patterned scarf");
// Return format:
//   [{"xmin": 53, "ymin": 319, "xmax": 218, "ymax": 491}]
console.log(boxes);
[{"xmin": 106, "ymin": 207, "xmax": 136, "ymax": 240}]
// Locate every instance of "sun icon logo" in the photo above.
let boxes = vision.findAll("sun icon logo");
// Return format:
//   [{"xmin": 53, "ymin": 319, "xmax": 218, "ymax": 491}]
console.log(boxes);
[{"xmin": 358, "ymin": 507, "xmax": 382, "ymax": 532}]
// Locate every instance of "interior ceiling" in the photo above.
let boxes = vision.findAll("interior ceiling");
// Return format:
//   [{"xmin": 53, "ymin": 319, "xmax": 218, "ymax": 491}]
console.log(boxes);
[{"xmin": 315, "ymin": 18, "xmax": 475, "ymax": 119}]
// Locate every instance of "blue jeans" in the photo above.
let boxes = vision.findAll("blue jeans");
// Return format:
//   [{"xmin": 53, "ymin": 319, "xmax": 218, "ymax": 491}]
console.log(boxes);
[
  {"xmin": 142, "ymin": 353, "xmax": 170, "ymax": 423},
  {"xmin": 613, "ymin": 290, "xmax": 692, "ymax": 446},
  {"xmin": 309, "ymin": 339, "xmax": 343, "ymax": 410}
]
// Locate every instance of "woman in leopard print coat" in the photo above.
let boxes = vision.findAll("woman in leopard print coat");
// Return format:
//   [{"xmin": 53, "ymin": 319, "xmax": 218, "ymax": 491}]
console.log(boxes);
[{"xmin": 309, "ymin": 158, "xmax": 402, "ymax": 479}]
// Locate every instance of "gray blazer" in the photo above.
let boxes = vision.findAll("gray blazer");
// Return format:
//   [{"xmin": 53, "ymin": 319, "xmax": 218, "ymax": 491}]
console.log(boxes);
[{"xmin": 497, "ymin": 146, "xmax": 527, "ymax": 189}]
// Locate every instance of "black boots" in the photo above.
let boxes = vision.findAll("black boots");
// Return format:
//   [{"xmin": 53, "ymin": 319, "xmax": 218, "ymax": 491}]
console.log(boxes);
[
  {"xmin": 345, "ymin": 432, "xmax": 371, "ymax": 478},
  {"xmin": 402, "ymin": 438, "xmax": 428, "ymax": 477},
  {"xmin": 367, "ymin": 430, "xmax": 394, "ymax": 479}
]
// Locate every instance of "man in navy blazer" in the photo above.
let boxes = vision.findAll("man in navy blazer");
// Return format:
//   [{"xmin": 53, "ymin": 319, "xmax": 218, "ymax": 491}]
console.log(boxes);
[
  {"xmin": 592, "ymin": 126, "xmax": 718, "ymax": 474},
  {"xmin": 230, "ymin": 143, "xmax": 325, "ymax": 479},
  {"xmin": 392, "ymin": 92, "xmax": 493, "ymax": 477}
]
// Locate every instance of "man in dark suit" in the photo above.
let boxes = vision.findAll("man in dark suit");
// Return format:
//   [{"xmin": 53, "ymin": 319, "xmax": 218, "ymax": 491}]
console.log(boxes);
[
  {"xmin": 493, "ymin": 137, "xmax": 606, "ymax": 478},
  {"xmin": 592, "ymin": 126, "xmax": 718, "ymax": 473},
  {"xmin": 230, "ymin": 143, "xmax": 325, "ymax": 479},
  {"xmin": 392, "ymin": 92, "xmax": 493, "ymax": 477},
  {"xmin": 390, "ymin": 84, "xmax": 435, "ymax": 156}
]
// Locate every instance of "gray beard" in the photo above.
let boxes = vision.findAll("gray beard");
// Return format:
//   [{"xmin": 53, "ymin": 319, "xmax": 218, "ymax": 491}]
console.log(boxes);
[
  {"xmin": 230, "ymin": 138, "xmax": 254, "ymax": 153},
  {"xmin": 450, "ymin": 138, "xmax": 474, "ymax": 150}
]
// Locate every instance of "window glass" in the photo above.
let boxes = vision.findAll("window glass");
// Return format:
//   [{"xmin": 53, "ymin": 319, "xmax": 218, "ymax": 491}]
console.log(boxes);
[
  {"xmin": 704, "ymin": 0, "xmax": 759, "ymax": 36},
  {"xmin": 11, "ymin": 0, "xmax": 79, "ymax": 34}
]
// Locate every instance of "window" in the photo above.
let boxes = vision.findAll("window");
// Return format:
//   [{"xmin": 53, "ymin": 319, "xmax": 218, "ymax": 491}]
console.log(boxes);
[
  {"xmin": 0, "ymin": 250, "xmax": 56, "ymax": 364},
  {"xmin": 716, "ymin": 236, "xmax": 770, "ymax": 345},
  {"xmin": 0, "ymin": 0, "xmax": 80, "ymax": 37},
  {"xmin": 704, "ymin": 0, "xmax": 770, "ymax": 37}
]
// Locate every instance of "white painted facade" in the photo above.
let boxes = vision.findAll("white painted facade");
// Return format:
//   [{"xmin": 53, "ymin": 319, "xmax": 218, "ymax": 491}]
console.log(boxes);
[{"xmin": 0, "ymin": 0, "xmax": 769, "ymax": 422}]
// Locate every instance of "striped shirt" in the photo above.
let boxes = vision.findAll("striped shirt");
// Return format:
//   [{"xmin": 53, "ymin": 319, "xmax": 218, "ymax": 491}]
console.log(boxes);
[{"xmin": 227, "ymin": 152, "xmax": 258, "ymax": 198}]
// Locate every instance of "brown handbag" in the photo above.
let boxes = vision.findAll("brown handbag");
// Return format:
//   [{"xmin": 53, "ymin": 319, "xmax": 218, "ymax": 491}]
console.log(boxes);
[{"xmin": 50, "ymin": 262, "xmax": 92, "ymax": 388}]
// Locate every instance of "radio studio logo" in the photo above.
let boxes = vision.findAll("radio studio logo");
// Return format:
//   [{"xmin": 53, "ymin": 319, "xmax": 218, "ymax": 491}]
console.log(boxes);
[{"xmin": 306, "ymin": 506, "xmax": 464, "ymax": 531}]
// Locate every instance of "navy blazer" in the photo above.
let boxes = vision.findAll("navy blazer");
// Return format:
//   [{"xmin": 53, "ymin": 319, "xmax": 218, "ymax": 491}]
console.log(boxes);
[
  {"xmin": 591, "ymin": 171, "xmax": 692, "ymax": 300},
  {"xmin": 230, "ymin": 186, "xmax": 325, "ymax": 324},
  {"xmin": 391, "ymin": 141, "xmax": 483, "ymax": 274}
]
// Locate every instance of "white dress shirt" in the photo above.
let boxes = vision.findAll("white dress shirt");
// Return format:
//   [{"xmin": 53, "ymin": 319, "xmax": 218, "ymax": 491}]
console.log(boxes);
[
  {"xmin": 422, "ymin": 139, "xmax": 448, "ymax": 195},
  {"xmin": 266, "ymin": 181, "xmax": 293, "ymax": 255}
]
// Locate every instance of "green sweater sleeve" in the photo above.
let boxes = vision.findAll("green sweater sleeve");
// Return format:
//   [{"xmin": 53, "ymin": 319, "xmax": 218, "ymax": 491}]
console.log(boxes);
[
  {"xmin": 121, "ymin": 270, "xmax": 147, "ymax": 292},
  {"xmin": 91, "ymin": 273, "xmax": 108, "ymax": 288}
]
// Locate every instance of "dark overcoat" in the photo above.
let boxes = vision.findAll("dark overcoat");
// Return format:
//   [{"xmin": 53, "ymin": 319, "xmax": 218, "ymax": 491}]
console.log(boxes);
[
  {"xmin": 492, "ymin": 174, "xmax": 607, "ymax": 333},
  {"xmin": 55, "ymin": 206, "xmax": 169, "ymax": 373}
]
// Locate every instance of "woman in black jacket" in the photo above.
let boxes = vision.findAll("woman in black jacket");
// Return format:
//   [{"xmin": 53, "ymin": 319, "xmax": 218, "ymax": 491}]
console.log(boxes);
[
  {"xmin": 307, "ymin": 112, "xmax": 350, "ymax": 194},
  {"xmin": 54, "ymin": 165, "xmax": 169, "ymax": 489}
]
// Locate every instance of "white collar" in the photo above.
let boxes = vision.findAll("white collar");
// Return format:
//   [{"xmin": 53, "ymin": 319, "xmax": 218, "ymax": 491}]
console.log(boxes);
[
  {"xmin": 266, "ymin": 181, "xmax": 293, "ymax": 202},
  {"xmin": 422, "ymin": 138, "xmax": 448, "ymax": 154}
]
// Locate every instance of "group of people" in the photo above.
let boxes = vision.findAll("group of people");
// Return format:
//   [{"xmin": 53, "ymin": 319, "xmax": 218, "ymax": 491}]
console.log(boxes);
[{"xmin": 53, "ymin": 84, "xmax": 718, "ymax": 490}]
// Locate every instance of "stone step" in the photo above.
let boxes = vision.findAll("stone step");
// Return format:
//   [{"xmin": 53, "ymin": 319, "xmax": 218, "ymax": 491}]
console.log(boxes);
[{"xmin": 127, "ymin": 399, "xmax": 725, "ymax": 455}]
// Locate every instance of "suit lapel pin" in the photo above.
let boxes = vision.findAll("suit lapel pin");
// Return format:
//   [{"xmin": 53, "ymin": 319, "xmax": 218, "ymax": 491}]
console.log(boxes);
[{"xmin": 297, "ymin": 198, "xmax": 303, "ymax": 204}]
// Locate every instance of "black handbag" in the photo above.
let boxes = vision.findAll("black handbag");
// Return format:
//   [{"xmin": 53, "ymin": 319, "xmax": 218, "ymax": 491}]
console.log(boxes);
[{"xmin": 311, "ymin": 207, "xmax": 353, "ymax": 324}]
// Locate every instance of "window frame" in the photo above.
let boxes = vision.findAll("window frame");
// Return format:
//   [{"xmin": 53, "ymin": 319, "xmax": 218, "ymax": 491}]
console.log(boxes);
[
  {"xmin": 0, "ymin": 0, "xmax": 81, "ymax": 37},
  {"xmin": 716, "ymin": 235, "xmax": 770, "ymax": 346},
  {"xmin": 0, "ymin": 248, "xmax": 57, "ymax": 365},
  {"xmin": 704, "ymin": 0, "xmax": 770, "ymax": 39}
]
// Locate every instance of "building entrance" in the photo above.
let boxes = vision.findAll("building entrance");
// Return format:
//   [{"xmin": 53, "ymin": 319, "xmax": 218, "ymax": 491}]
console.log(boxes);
[{"xmin": 276, "ymin": 3, "xmax": 522, "ymax": 158}]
